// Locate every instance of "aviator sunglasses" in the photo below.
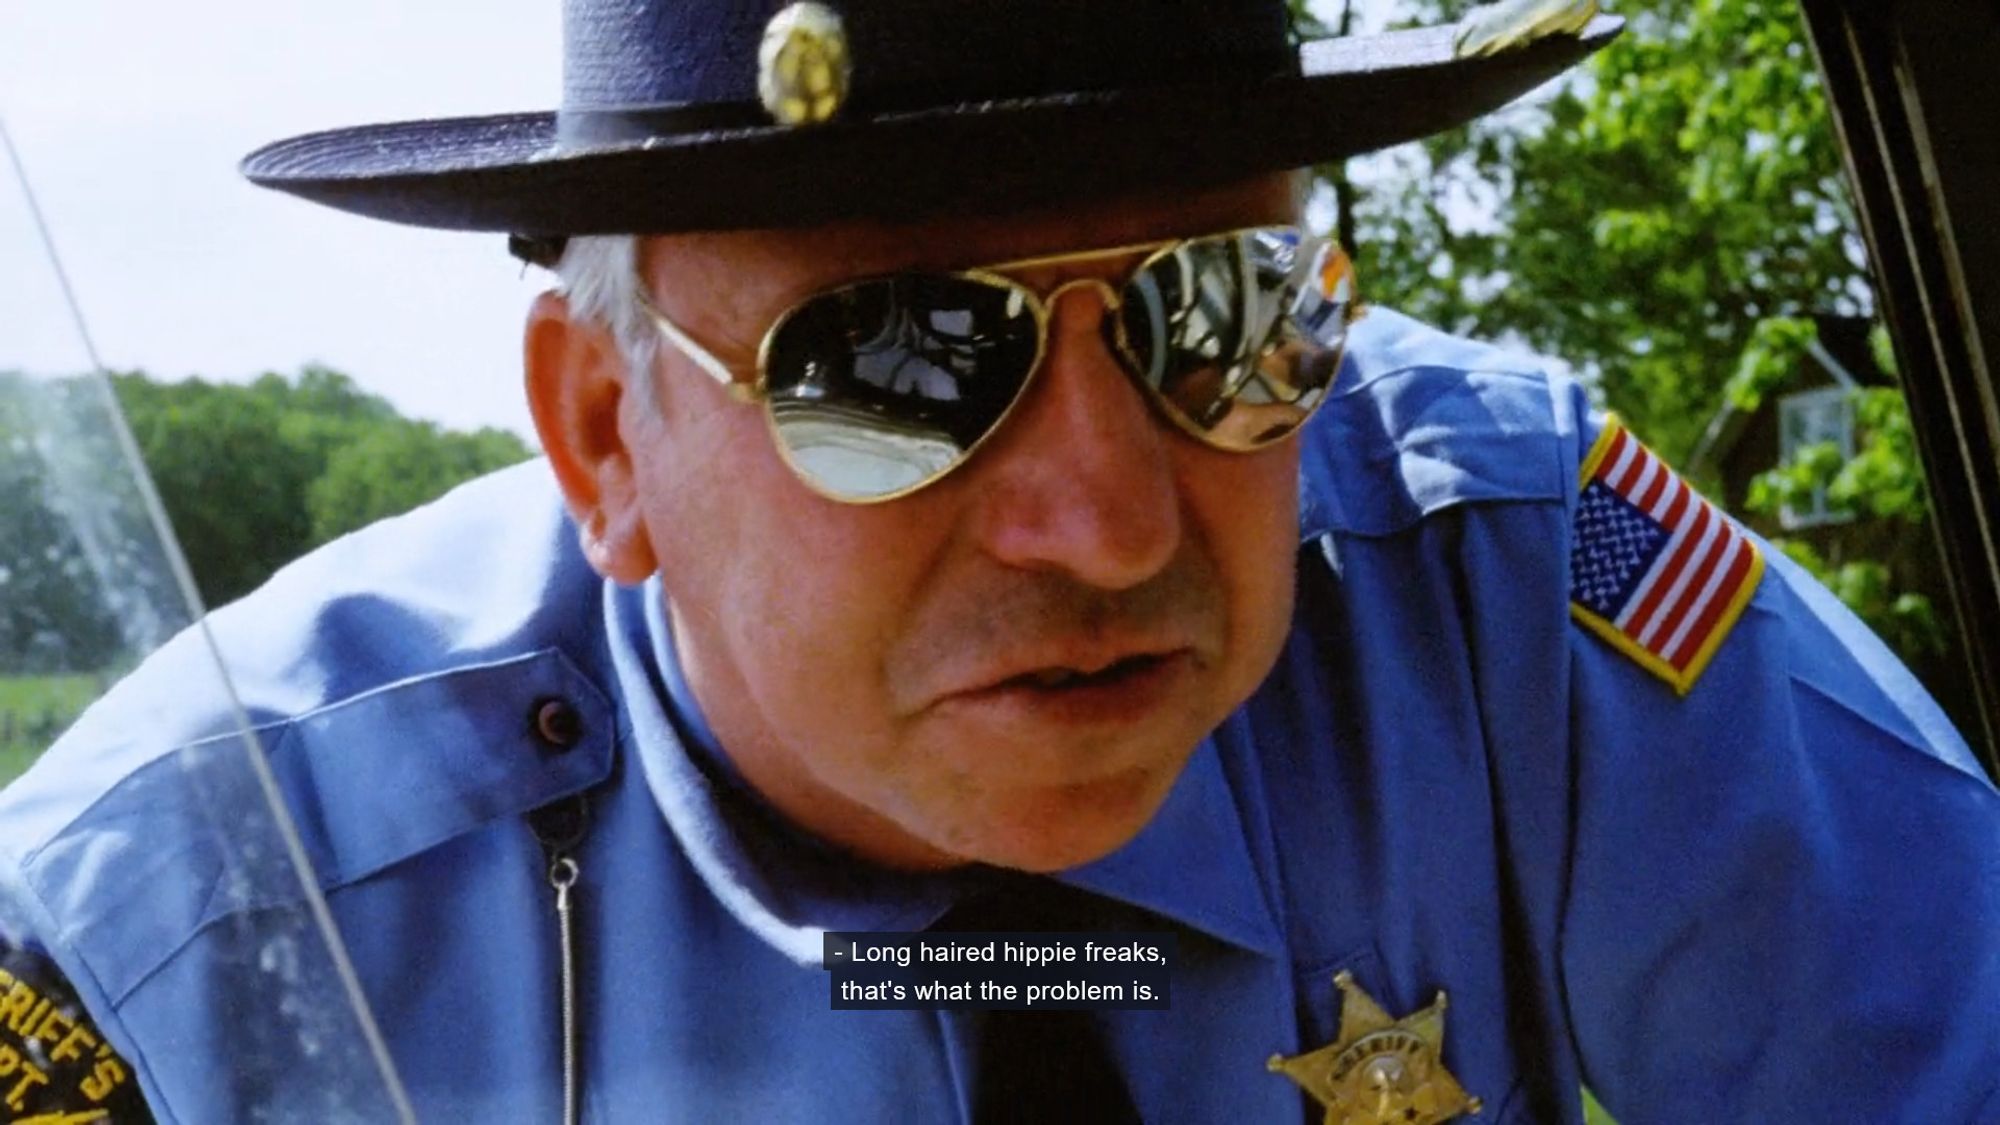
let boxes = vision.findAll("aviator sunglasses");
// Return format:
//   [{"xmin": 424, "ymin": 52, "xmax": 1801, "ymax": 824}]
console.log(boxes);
[{"xmin": 639, "ymin": 226, "xmax": 1357, "ymax": 502}]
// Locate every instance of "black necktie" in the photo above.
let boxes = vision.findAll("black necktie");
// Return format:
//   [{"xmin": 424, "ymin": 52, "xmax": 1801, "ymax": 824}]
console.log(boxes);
[{"xmin": 933, "ymin": 875, "xmax": 1144, "ymax": 1125}]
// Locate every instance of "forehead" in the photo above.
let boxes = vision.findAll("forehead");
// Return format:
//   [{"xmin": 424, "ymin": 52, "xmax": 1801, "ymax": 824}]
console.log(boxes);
[{"xmin": 638, "ymin": 172, "xmax": 1303, "ymax": 303}]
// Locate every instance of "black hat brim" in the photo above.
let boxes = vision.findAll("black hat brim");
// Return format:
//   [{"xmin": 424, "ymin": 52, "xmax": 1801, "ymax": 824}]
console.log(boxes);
[{"xmin": 241, "ymin": 17, "xmax": 1622, "ymax": 235}]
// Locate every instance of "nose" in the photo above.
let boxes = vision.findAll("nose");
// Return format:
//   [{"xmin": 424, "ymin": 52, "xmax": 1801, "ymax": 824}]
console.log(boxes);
[{"xmin": 966, "ymin": 282, "xmax": 1183, "ymax": 589}]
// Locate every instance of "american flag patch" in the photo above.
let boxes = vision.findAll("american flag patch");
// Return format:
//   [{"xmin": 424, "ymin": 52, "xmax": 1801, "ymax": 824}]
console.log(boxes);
[{"xmin": 1570, "ymin": 419, "xmax": 1765, "ymax": 694}]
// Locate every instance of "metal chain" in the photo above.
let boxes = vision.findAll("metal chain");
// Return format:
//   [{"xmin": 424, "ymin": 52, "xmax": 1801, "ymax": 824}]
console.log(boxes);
[
  {"xmin": 549, "ymin": 853, "xmax": 581, "ymax": 1125},
  {"xmin": 531, "ymin": 791, "xmax": 591, "ymax": 1125}
]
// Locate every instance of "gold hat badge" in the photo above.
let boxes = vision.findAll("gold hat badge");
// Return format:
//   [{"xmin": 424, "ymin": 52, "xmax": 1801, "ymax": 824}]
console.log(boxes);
[
  {"xmin": 1268, "ymin": 971, "xmax": 1483, "ymax": 1125},
  {"xmin": 758, "ymin": 2, "xmax": 852, "ymax": 126}
]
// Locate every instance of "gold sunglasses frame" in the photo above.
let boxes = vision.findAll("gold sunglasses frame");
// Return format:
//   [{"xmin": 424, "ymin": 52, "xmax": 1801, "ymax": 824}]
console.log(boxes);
[{"xmin": 636, "ymin": 225, "xmax": 1351, "ymax": 504}]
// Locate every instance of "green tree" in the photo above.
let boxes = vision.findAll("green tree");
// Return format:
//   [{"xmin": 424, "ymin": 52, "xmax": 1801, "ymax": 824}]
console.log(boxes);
[
  {"xmin": 2, "ymin": 365, "xmax": 525, "ymax": 776},
  {"xmin": 1334, "ymin": 0, "xmax": 1943, "ymax": 671},
  {"xmin": 114, "ymin": 373, "xmax": 320, "ymax": 607},
  {"xmin": 309, "ymin": 419, "xmax": 531, "ymax": 542},
  {"xmin": 1741, "ymin": 341, "xmax": 1942, "ymax": 659},
  {"xmin": 1349, "ymin": 0, "xmax": 1866, "ymax": 463},
  {"xmin": 114, "ymin": 369, "xmax": 532, "ymax": 608},
  {"xmin": 0, "ymin": 372, "xmax": 127, "ymax": 673}
]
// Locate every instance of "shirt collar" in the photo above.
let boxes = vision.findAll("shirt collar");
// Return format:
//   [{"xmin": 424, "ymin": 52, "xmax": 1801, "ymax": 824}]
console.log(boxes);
[
  {"xmin": 607, "ymin": 578, "xmax": 1280, "ymax": 965},
  {"xmin": 1057, "ymin": 739, "xmax": 1282, "ymax": 957}
]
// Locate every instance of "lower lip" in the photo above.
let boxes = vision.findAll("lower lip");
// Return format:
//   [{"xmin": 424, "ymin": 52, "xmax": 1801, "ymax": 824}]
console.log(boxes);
[{"xmin": 946, "ymin": 651, "xmax": 1194, "ymax": 728}]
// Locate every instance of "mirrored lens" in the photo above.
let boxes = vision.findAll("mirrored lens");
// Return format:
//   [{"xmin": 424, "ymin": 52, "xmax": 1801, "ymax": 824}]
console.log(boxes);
[
  {"xmin": 762, "ymin": 274, "xmax": 1042, "ymax": 500},
  {"xmin": 1119, "ymin": 228, "xmax": 1353, "ymax": 449}
]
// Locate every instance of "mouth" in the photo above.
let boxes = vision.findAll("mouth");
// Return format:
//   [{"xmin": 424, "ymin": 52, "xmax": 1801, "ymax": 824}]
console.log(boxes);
[
  {"xmin": 942, "ymin": 649, "xmax": 1195, "ymax": 731},
  {"xmin": 1004, "ymin": 653, "xmax": 1173, "ymax": 691}
]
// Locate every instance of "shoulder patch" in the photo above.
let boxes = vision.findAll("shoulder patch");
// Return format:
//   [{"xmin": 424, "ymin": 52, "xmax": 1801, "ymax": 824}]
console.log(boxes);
[
  {"xmin": 1569, "ymin": 418, "xmax": 1765, "ymax": 694},
  {"xmin": 0, "ymin": 943, "xmax": 152, "ymax": 1123}
]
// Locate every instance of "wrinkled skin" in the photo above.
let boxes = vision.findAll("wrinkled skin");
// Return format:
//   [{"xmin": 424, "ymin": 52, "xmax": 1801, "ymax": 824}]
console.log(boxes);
[{"xmin": 528, "ymin": 173, "xmax": 1305, "ymax": 873}]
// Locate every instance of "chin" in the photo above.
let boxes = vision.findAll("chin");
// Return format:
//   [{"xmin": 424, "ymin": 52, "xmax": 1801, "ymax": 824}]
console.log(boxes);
[{"xmin": 937, "ymin": 763, "xmax": 1181, "ymax": 873}]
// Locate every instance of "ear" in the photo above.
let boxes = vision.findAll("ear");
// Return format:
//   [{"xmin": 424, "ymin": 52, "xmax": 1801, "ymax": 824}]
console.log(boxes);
[{"xmin": 525, "ymin": 290, "xmax": 660, "ymax": 584}]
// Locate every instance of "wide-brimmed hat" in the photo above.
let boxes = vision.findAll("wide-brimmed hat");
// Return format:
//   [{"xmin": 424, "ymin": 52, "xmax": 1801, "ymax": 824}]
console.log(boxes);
[{"xmin": 241, "ymin": 0, "xmax": 1620, "ymax": 237}]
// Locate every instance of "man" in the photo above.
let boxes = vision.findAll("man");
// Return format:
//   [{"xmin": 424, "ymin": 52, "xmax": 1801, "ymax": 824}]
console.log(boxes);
[{"xmin": 3, "ymin": 1, "xmax": 1998, "ymax": 1122}]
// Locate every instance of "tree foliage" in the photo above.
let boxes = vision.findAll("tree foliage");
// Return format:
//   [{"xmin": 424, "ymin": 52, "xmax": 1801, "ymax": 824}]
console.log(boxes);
[
  {"xmin": 117, "ymin": 368, "xmax": 532, "ymax": 607},
  {"xmin": 113, "ymin": 372, "xmax": 326, "ymax": 609},
  {"xmin": 309, "ymin": 418, "xmax": 532, "ymax": 543},
  {"xmin": 1348, "ymin": 0, "xmax": 1867, "ymax": 463},
  {"xmin": 0, "ymin": 366, "xmax": 532, "ymax": 675},
  {"xmin": 1741, "ymin": 352, "xmax": 1941, "ymax": 659},
  {"xmin": 0, "ymin": 375, "xmax": 129, "ymax": 674},
  {"xmin": 1337, "ymin": 0, "xmax": 1944, "ymax": 670}
]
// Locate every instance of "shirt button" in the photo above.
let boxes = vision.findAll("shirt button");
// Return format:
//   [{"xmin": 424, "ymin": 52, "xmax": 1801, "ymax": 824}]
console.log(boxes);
[{"xmin": 532, "ymin": 697, "xmax": 584, "ymax": 751}]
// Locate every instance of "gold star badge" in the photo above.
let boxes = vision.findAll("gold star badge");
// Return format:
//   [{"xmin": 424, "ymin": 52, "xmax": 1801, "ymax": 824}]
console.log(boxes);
[{"xmin": 1268, "ymin": 971, "xmax": 1483, "ymax": 1125}]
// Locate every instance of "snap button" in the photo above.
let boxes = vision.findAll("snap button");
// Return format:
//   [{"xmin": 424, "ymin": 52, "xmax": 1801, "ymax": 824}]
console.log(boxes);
[{"xmin": 532, "ymin": 697, "xmax": 584, "ymax": 751}]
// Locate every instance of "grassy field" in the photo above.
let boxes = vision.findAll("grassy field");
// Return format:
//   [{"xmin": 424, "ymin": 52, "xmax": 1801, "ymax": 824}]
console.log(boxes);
[{"xmin": 0, "ymin": 673, "xmax": 103, "ymax": 786}]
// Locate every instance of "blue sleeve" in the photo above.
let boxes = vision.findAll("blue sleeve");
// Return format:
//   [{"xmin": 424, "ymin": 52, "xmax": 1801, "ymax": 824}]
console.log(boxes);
[{"xmin": 1558, "ymin": 413, "xmax": 2000, "ymax": 1122}]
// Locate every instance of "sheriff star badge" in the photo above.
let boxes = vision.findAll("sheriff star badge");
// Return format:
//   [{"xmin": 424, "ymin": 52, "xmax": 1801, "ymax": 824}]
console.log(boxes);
[{"xmin": 1268, "ymin": 971, "xmax": 1482, "ymax": 1125}]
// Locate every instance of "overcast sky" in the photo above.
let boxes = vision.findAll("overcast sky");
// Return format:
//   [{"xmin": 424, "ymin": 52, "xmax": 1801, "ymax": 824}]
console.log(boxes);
[{"xmin": 3, "ymin": 1, "xmax": 561, "ymax": 440}]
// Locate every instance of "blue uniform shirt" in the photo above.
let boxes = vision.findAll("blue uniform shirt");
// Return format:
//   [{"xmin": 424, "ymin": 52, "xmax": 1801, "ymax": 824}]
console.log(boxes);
[{"xmin": 2, "ymin": 309, "xmax": 1996, "ymax": 1123}]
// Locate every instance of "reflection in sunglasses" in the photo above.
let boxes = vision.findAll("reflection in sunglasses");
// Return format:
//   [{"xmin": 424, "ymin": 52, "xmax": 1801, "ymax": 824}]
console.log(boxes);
[
  {"xmin": 850, "ymin": 286, "xmax": 1023, "ymax": 405},
  {"xmin": 773, "ymin": 398, "xmax": 963, "ymax": 496},
  {"xmin": 642, "ymin": 225, "xmax": 1354, "ymax": 502}
]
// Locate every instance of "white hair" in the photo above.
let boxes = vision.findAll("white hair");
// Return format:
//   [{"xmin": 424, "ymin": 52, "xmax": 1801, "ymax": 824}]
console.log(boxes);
[{"xmin": 552, "ymin": 234, "xmax": 658, "ymax": 404}]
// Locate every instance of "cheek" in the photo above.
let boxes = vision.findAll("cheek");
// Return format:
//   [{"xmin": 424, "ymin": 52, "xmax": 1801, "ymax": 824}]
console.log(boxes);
[
  {"xmin": 637, "ymin": 400, "xmax": 947, "ymax": 736},
  {"xmin": 1181, "ymin": 440, "xmax": 1301, "ymax": 683}
]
